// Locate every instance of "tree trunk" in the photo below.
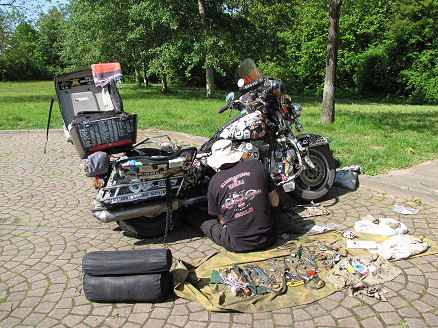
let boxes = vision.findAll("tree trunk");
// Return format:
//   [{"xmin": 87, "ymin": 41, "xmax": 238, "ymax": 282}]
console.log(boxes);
[
  {"xmin": 197, "ymin": 0, "xmax": 215, "ymax": 97},
  {"xmin": 161, "ymin": 73, "xmax": 168, "ymax": 93},
  {"xmin": 142, "ymin": 60, "xmax": 148, "ymax": 86},
  {"xmin": 206, "ymin": 66, "xmax": 215, "ymax": 98},
  {"xmin": 321, "ymin": 0, "xmax": 342, "ymax": 124},
  {"xmin": 134, "ymin": 66, "xmax": 142, "ymax": 87}
]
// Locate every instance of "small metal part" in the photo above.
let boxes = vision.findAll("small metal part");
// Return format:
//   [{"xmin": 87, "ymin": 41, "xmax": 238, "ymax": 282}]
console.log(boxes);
[
  {"xmin": 318, "ymin": 241, "xmax": 340, "ymax": 251},
  {"xmin": 304, "ymin": 275, "xmax": 325, "ymax": 290}
]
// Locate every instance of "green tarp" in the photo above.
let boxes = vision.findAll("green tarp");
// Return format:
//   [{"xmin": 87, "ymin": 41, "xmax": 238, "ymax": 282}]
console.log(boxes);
[{"xmin": 172, "ymin": 231, "xmax": 438, "ymax": 313}]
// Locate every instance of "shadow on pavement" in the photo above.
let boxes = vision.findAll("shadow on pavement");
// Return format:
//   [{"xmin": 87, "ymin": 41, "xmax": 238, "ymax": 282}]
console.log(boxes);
[
  {"xmin": 321, "ymin": 185, "xmax": 356, "ymax": 208},
  {"xmin": 121, "ymin": 199, "xmax": 315, "ymax": 247},
  {"xmin": 116, "ymin": 187, "xmax": 358, "ymax": 246}
]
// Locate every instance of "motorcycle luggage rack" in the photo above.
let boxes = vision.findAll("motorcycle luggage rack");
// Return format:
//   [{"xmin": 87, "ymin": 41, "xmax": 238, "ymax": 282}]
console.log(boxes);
[
  {"xmin": 97, "ymin": 176, "xmax": 183, "ymax": 205},
  {"xmin": 96, "ymin": 134, "xmax": 198, "ymax": 206}
]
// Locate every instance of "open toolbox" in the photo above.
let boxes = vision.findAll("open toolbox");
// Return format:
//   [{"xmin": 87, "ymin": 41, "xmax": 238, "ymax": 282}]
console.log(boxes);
[{"xmin": 54, "ymin": 63, "xmax": 137, "ymax": 159}]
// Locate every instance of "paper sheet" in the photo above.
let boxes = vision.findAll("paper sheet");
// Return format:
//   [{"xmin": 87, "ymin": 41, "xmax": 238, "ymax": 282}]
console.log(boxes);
[{"xmin": 347, "ymin": 240, "xmax": 377, "ymax": 249}]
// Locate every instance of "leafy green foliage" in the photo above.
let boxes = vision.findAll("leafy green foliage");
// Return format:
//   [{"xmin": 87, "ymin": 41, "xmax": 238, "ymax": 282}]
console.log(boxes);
[
  {"xmin": 35, "ymin": 7, "xmax": 65, "ymax": 77},
  {"xmin": 0, "ymin": 0, "xmax": 437, "ymax": 104},
  {"xmin": 390, "ymin": 0, "xmax": 438, "ymax": 104},
  {"xmin": 0, "ymin": 21, "xmax": 46, "ymax": 80},
  {"xmin": 354, "ymin": 45, "xmax": 395, "ymax": 96},
  {"xmin": 60, "ymin": 0, "xmax": 133, "ymax": 70},
  {"xmin": 400, "ymin": 50, "xmax": 438, "ymax": 104}
]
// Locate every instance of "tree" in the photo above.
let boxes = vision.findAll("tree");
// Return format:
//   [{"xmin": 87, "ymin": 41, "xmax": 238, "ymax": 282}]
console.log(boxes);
[
  {"xmin": 0, "ymin": 0, "xmax": 52, "ymax": 22},
  {"xmin": 135, "ymin": 0, "xmax": 239, "ymax": 94},
  {"xmin": 197, "ymin": 0, "xmax": 215, "ymax": 97},
  {"xmin": 321, "ymin": 0, "xmax": 342, "ymax": 124},
  {"xmin": 132, "ymin": 0, "xmax": 187, "ymax": 92},
  {"xmin": 392, "ymin": 0, "xmax": 438, "ymax": 104},
  {"xmin": 0, "ymin": 0, "xmax": 435, "ymax": 105},
  {"xmin": 0, "ymin": 10, "xmax": 12, "ymax": 54},
  {"xmin": 35, "ymin": 6, "xmax": 66, "ymax": 77},
  {"xmin": 128, "ymin": 0, "xmax": 185, "ymax": 91},
  {"xmin": 61, "ymin": 0, "xmax": 138, "ymax": 74},
  {"xmin": 0, "ymin": 21, "xmax": 45, "ymax": 80}
]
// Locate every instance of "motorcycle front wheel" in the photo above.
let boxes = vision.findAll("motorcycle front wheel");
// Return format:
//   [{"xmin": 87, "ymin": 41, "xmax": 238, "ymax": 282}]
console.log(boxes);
[
  {"xmin": 290, "ymin": 145, "xmax": 335, "ymax": 203},
  {"xmin": 116, "ymin": 210, "xmax": 182, "ymax": 239}
]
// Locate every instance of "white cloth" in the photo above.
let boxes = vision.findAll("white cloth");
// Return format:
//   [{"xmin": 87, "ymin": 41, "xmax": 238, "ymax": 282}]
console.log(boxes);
[
  {"xmin": 354, "ymin": 215, "xmax": 408, "ymax": 236},
  {"xmin": 371, "ymin": 235, "xmax": 429, "ymax": 260}
]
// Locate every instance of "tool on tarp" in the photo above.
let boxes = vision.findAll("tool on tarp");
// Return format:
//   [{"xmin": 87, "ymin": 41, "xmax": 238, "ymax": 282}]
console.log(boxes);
[
  {"xmin": 304, "ymin": 275, "xmax": 325, "ymax": 290},
  {"xmin": 228, "ymin": 267, "xmax": 251, "ymax": 296},
  {"xmin": 247, "ymin": 264, "xmax": 287, "ymax": 296},
  {"xmin": 286, "ymin": 278, "xmax": 305, "ymax": 287},
  {"xmin": 345, "ymin": 249, "xmax": 354, "ymax": 256},
  {"xmin": 318, "ymin": 240, "xmax": 340, "ymax": 251},
  {"xmin": 251, "ymin": 265, "xmax": 270, "ymax": 286}
]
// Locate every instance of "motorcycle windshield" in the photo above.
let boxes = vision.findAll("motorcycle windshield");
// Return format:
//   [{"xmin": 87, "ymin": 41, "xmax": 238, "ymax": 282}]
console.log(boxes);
[{"xmin": 234, "ymin": 58, "xmax": 264, "ymax": 91}]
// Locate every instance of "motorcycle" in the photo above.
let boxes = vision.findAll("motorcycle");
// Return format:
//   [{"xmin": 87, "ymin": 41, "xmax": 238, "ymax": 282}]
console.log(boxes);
[{"xmin": 90, "ymin": 58, "xmax": 335, "ymax": 239}]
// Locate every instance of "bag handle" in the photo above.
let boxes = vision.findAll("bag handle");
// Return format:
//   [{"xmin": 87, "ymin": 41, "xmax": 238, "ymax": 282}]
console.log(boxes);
[{"xmin": 44, "ymin": 96, "xmax": 55, "ymax": 154}]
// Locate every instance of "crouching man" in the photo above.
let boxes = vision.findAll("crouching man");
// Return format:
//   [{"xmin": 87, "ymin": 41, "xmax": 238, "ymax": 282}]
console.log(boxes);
[{"xmin": 193, "ymin": 139, "xmax": 279, "ymax": 253}]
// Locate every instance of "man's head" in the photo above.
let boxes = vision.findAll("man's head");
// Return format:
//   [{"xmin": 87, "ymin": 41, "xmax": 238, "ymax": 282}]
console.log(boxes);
[{"xmin": 207, "ymin": 139, "xmax": 243, "ymax": 171}]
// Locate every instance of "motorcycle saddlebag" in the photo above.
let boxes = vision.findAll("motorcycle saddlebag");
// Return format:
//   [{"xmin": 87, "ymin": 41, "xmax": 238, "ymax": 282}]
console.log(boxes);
[
  {"xmin": 82, "ymin": 249, "xmax": 172, "ymax": 276},
  {"xmin": 83, "ymin": 272, "xmax": 173, "ymax": 303},
  {"xmin": 54, "ymin": 65, "xmax": 137, "ymax": 159}
]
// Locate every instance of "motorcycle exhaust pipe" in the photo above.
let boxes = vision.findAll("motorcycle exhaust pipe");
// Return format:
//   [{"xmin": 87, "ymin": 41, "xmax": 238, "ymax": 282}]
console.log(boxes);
[{"xmin": 93, "ymin": 196, "xmax": 207, "ymax": 223}]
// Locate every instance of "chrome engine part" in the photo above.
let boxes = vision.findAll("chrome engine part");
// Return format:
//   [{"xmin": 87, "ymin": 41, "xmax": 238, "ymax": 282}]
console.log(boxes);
[{"xmin": 92, "ymin": 195, "xmax": 207, "ymax": 223}]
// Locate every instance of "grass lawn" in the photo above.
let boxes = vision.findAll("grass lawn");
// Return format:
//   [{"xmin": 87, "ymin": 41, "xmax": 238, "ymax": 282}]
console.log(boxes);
[{"xmin": 1, "ymin": 80, "xmax": 437, "ymax": 175}]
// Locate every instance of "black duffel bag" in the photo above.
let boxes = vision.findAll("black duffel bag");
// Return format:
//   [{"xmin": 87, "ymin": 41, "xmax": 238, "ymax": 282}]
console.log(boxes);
[
  {"xmin": 82, "ymin": 248, "xmax": 173, "ymax": 303},
  {"xmin": 83, "ymin": 272, "xmax": 173, "ymax": 303},
  {"xmin": 82, "ymin": 248, "xmax": 172, "ymax": 276}
]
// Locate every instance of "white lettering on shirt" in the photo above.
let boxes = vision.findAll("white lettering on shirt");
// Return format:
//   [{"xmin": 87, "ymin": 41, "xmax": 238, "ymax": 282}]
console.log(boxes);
[
  {"xmin": 220, "ymin": 171, "xmax": 250, "ymax": 189},
  {"xmin": 221, "ymin": 189, "xmax": 262, "ymax": 210}
]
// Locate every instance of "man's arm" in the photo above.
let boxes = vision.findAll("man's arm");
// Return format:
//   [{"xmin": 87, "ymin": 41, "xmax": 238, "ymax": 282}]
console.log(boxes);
[
  {"xmin": 269, "ymin": 189, "xmax": 279, "ymax": 207},
  {"xmin": 218, "ymin": 214, "xmax": 225, "ymax": 225},
  {"xmin": 264, "ymin": 164, "xmax": 279, "ymax": 207}
]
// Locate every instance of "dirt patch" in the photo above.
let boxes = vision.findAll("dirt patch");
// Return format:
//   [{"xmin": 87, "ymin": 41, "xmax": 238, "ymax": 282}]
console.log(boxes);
[{"xmin": 336, "ymin": 153, "xmax": 352, "ymax": 158}]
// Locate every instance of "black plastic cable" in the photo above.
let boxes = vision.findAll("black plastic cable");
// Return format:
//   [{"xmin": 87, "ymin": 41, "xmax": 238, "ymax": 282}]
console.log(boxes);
[
  {"xmin": 44, "ymin": 96, "xmax": 55, "ymax": 154},
  {"xmin": 163, "ymin": 177, "xmax": 172, "ymax": 243}
]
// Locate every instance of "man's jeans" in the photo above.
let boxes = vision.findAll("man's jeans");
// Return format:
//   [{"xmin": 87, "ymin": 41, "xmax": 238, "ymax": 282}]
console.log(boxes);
[
  {"xmin": 184, "ymin": 207, "xmax": 276, "ymax": 252},
  {"xmin": 185, "ymin": 208, "xmax": 234, "ymax": 251}
]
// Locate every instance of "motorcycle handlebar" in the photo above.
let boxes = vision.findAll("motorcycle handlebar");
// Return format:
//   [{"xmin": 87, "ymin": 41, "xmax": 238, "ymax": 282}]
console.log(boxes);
[
  {"xmin": 218, "ymin": 104, "xmax": 230, "ymax": 113},
  {"xmin": 261, "ymin": 83, "xmax": 275, "ymax": 100}
]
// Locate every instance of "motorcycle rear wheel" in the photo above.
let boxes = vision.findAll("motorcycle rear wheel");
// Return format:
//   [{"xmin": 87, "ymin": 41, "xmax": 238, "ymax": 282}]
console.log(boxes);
[
  {"xmin": 117, "ymin": 211, "xmax": 181, "ymax": 239},
  {"xmin": 289, "ymin": 145, "xmax": 335, "ymax": 203}
]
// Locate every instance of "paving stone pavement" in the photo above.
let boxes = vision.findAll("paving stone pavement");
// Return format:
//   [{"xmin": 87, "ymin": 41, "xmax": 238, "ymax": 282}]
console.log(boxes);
[{"xmin": 1, "ymin": 129, "xmax": 438, "ymax": 328}]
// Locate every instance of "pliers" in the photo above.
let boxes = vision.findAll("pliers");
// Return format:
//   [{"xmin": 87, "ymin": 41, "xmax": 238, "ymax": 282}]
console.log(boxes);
[{"xmin": 286, "ymin": 279, "xmax": 305, "ymax": 287}]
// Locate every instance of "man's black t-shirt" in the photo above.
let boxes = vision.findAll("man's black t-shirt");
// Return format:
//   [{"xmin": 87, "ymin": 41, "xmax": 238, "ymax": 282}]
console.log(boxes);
[{"xmin": 207, "ymin": 159, "xmax": 276, "ymax": 252}]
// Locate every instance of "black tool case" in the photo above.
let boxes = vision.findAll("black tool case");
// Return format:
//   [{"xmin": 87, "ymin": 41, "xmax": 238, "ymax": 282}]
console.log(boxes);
[{"xmin": 54, "ymin": 67, "xmax": 137, "ymax": 159}]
